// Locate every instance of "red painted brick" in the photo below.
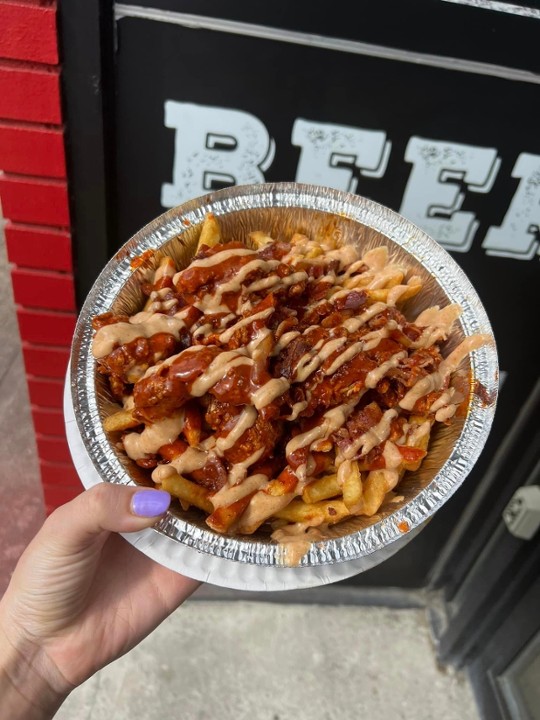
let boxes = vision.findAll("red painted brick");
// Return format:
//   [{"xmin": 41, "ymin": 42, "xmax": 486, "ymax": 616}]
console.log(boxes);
[
  {"xmin": 0, "ymin": 3, "xmax": 58, "ymax": 65},
  {"xmin": 17, "ymin": 307, "xmax": 76, "ymax": 345},
  {"xmin": 0, "ymin": 64, "xmax": 61, "ymax": 124},
  {"xmin": 43, "ymin": 483, "xmax": 81, "ymax": 510},
  {"xmin": 40, "ymin": 460, "xmax": 80, "ymax": 487},
  {"xmin": 5, "ymin": 222, "xmax": 72, "ymax": 272},
  {"xmin": 27, "ymin": 376, "xmax": 64, "ymax": 407},
  {"xmin": 37, "ymin": 433, "xmax": 71, "ymax": 463},
  {"xmin": 0, "ymin": 174, "xmax": 69, "ymax": 226},
  {"xmin": 0, "ymin": 123, "xmax": 65, "ymax": 177},
  {"xmin": 23, "ymin": 341, "xmax": 70, "ymax": 378},
  {"xmin": 11, "ymin": 268, "xmax": 75, "ymax": 311},
  {"xmin": 32, "ymin": 406, "xmax": 65, "ymax": 436}
]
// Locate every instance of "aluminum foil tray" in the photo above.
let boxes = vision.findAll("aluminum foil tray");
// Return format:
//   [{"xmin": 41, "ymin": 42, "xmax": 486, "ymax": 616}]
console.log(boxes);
[{"xmin": 66, "ymin": 182, "xmax": 498, "ymax": 591}]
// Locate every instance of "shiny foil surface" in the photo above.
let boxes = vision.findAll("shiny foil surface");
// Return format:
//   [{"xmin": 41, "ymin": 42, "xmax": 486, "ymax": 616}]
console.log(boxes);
[{"xmin": 69, "ymin": 183, "xmax": 498, "ymax": 574}]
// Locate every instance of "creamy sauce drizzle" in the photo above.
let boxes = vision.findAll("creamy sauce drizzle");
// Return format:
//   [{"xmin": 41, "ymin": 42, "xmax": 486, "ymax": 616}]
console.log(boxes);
[
  {"xmin": 400, "ymin": 334, "xmax": 490, "ymax": 410},
  {"xmin": 123, "ymin": 413, "xmax": 184, "ymax": 460},
  {"xmin": 92, "ymin": 315, "xmax": 186, "ymax": 358},
  {"xmin": 210, "ymin": 473, "xmax": 269, "ymax": 509},
  {"xmin": 343, "ymin": 409, "xmax": 398, "ymax": 460}
]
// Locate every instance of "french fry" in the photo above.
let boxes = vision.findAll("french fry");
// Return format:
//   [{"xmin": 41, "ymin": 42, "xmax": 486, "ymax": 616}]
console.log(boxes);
[
  {"xmin": 366, "ymin": 277, "xmax": 422, "ymax": 305},
  {"xmin": 275, "ymin": 498, "xmax": 350, "ymax": 526},
  {"xmin": 290, "ymin": 232, "xmax": 310, "ymax": 245},
  {"xmin": 160, "ymin": 472, "xmax": 214, "ymax": 514},
  {"xmin": 206, "ymin": 493, "xmax": 255, "ymax": 533},
  {"xmin": 154, "ymin": 256, "xmax": 176, "ymax": 284},
  {"xmin": 394, "ymin": 277, "xmax": 422, "ymax": 302},
  {"xmin": 143, "ymin": 257, "xmax": 177, "ymax": 310},
  {"xmin": 265, "ymin": 467, "xmax": 298, "ymax": 496},
  {"xmin": 182, "ymin": 402, "xmax": 202, "ymax": 447},
  {"xmin": 302, "ymin": 473, "xmax": 341, "ymax": 504},
  {"xmin": 249, "ymin": 230, "xmax": 274, "ymax": 249},
  {"xmin": 401, "ymin": 415, "xmax": 432, "ymax": 471},
  {"xmin": 103, "ymin": 408, "xmax": 141, "ymax": 433},
  {"xmin": 361, "ymin": 469, "xmax": 401, "ymax": 516},
  {"xmin": 235, "ymin": 492, "xmax": 294, "ymax": 534},
  {"xmin": 196, "ymin": 213, "xmax": 221, "ymax": 252},
  {"xmin": 342, "ymin": 460, "xmax": 363, "ymax": 512}
]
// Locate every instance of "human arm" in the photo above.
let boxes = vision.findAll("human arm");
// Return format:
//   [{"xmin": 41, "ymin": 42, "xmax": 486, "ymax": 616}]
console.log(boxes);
[{"xmin": 0, "ymin": 484, "xmax": 200, "ymax": 719}]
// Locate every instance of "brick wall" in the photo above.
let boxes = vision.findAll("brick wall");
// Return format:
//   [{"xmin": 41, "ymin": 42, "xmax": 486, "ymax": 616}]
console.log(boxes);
[{"xmin": 0, "ymin": 0, "xmax": 81, "ymax": 513}]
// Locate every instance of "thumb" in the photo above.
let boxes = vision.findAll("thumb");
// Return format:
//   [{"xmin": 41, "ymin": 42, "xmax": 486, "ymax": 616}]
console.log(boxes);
[{"xmin": 42, "ymin": 483, "xmax": 172, "ymax": 553}]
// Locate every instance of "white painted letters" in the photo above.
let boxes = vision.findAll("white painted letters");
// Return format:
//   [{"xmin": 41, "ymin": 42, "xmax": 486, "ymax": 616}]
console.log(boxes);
[
  {"xmin": 482, "ymin": 153, "xmax": 540, "ymax": 260},
  {"xmin": 160, "ymin": 103, "xmax": 537, "ymax": 261},
  {"xmin": 161, "ymin": 101, "xmax": 275, "ymax": 208},
  {"xmin": 400, "ymin": 137, "xmax": 501, "ymax": 252},
  {"xmin": 292, "ymin": 118, "xmax": 390, "ymax": 193}
]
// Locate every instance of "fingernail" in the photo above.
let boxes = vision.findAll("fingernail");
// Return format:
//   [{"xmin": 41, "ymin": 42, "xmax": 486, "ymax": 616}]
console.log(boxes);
[{"xmin": 131, "ymin": 489, "xmax": 171, "ymax": 518}]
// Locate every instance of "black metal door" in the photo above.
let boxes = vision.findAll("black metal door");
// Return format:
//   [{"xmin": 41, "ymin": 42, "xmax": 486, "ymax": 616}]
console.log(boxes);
[
  {"xmin": 429, "ymin": 379, "xmax": 540, "ymax": 719},
  {"xmin": 59, "ymin": 0, "xmax": 540, "ymax": 588}
]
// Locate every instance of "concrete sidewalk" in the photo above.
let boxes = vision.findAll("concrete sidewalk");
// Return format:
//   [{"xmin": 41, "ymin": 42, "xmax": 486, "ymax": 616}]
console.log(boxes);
[
  {"xmin": 54, "ymin": 599, "xmax": 479, "ymax": 720},
  {"xmin": 0, "ymin": 218, "xmax": 44, "ymax": 596}
]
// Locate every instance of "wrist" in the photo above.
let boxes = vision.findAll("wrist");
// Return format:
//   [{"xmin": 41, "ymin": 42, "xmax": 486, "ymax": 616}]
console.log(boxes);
[{"xmin": 0, "ymin": 607, "xmax": 67, "ymax": 720}]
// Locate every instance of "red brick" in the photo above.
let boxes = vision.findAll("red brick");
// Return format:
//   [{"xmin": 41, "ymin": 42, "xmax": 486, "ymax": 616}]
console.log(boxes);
[
  {"xmin": 11, "ymin": 268, "xmax": 75, "ymax": 311},
  {"xmin": 32, "ymin": 406, "xmax": 65, "ymax": 436},
  {"xmin": 0, "ymin": 64, "xmax": 61, "ymax": 124},
  {"xmin": 0, "ymin": 3, "xmax": 58, "ymax": 65},
  {"xmin": 40, "ymin": 460, "xmax": 80, "ymax": 487},
  {"xmin": 23, "ymin": 341, "xmax": 70, "ymax": 378},
  {"xmin": 28, "ymin": 376, "xmax": 64, "ymax": 407},
  {"xmin": 17, "ymin": 307, "xmax": 76, "ymax": 345},
  {"xmin": 0, "ymin": 174, "xmax": 69, "ymax": 226},
  {"xmin": 5, "ymin": 222, "xmax": 72, "ymax": 272},
  {"xmin": 36, "ymin": 433, "xmax": 71, "ymax": 463},
  {"xmin": 42, "ymin": 483, "xmax": 81, "ymax": 510},
  {"xmin": 0, "ymin": 123, "xmax": 65, "ymax": 177}
]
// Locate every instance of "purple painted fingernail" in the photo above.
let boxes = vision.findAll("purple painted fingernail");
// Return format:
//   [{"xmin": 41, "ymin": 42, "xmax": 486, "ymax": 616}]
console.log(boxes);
[{"xmin": 131, "ymin": 489, "xmax": 171, "ymax": 518}]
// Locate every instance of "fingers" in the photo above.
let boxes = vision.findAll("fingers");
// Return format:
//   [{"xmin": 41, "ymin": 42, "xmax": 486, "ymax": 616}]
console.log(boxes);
[{"xmin": 42, "ymin": 483, "xmax": 172, "ymax": 553}]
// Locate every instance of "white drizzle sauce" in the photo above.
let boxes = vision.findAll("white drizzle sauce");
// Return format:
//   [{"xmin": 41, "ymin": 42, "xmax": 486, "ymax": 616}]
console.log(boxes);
[
  {"xmin": 152, "ymin": 446, "xmax": 208, "ymax": 482},
  {"xmin": 251, "ymin": 378, "xmax": 290, "ymax": 409},
  {"xmin": 92, "ymin": 315, "xmax": 186, "ymax": 359},
  {"xmin": 285, "ymin": 400, "xmax": 309, "ymax": 421},
  {"xmin": 197, "ymin": 258, "xmax": 280, "ymax": 311},
  {"xmin": 236, "ymin": 491, "xmax": 295, "ymax": 533},
  {"xmin": 324, "ymin": 340, "xmax": 363, "ymax": 376},
  {"xmin": 210, "ymin": 473, "xmax": 269, "ymax": 509},
  {"xmin": 141, "ymin": 345, "xmax": 206, "ymax": 379},
  {"xmin": 172, "ymin": 248, "xmax": 255, "ymax": 286},
  {"xmin": 218, "ymin": 306, "xmax": 275, "ymax": 343},
  {"xmin": 286, "ymin": 401, "xmax": 357, "ymax": 460},
  {"xmin": 364, "ymin": 351, "xmax": 407, "ymax": 389},
  {"xmin": 226, "ymin": 447, "xmax": 265, "ymax": 486},
  {"xmin": 190, "ymin": 352, "xmax": 253, "ymax": 396},
  {"xmin": 406, "ymin": 420, "xmax": 431, "ymax": 447},
  {"xmin": 400, "ymin": 334, "xmax": 490, "ymax": 410},
  {"xmin": 342, "ymin": 302, "xmax": 387, "ymax": 333},
  {"xmin": 337, "ymin": 458, "xmax": 352, "ymax": 487},
  {"xmin": 383, "ymin": 440, "xmax": 403, "ymax": 470},
  {"xmin": 343, "ymin": 409, "xmax": 398, "ymax": 460},
  {"xmin": 123, "ymin": 412, "xmax": 185, "ymax": 460},
  {"xmin": 360, "ymin": 322, "xmax": 397, "ymax": 351},
  {"xmin": 215, "ymin": 406, "xmax": 258, "ymax": 454}
]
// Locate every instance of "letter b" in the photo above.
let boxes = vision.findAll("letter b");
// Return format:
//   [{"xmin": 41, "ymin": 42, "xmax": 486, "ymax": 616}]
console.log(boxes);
[{"xmin": 161, "ymin": 101, "xmax": 275, "ymax": 208}]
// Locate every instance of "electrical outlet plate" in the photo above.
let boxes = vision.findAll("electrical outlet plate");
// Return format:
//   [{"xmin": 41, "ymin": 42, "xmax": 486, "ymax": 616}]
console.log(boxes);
[{"xmin": 503, "ymin": 486, "xmax": 540, "ymax": 540}]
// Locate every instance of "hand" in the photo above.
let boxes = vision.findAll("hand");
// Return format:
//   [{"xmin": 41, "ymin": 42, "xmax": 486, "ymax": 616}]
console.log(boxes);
[{"xmin": 0, "ymin": 484, "xmax": 200, "ymax": 719}]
